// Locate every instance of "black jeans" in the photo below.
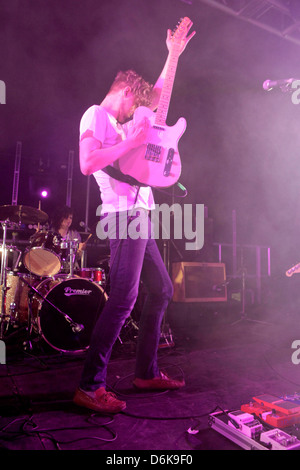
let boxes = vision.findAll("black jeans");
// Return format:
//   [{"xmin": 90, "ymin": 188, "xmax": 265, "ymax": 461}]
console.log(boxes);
[{"xmin": 79, "ymin": 210, "xmax": 173, "ymax": 391}]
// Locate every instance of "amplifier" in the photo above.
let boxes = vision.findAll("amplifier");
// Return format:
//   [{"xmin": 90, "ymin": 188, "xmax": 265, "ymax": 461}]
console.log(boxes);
[{"xmin": 172, "ymin": 262, "xmax": 227, "ymax": 302}]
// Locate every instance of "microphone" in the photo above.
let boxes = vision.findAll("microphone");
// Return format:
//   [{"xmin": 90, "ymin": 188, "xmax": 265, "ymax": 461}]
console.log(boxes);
[
  {"xmin": 53, "ymin": 306, "xmax": 85, "ymax": 334},
  {"xmin": 79, "ymin": 221, "xmax": 91, "ymax": 232},
  {"xmin": 263, "ymin": 78, "xmax": 295, "ymax": 92},
  {"xmin": 63, "ymin": 313, "xmax": 85, "ymax": 333}
]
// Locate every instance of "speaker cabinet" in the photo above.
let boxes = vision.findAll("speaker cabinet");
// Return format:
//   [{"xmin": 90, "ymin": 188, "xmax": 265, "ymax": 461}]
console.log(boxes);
[{"xmin": 172, "ymin": 262, "xmax": 227, "ymax": 302}]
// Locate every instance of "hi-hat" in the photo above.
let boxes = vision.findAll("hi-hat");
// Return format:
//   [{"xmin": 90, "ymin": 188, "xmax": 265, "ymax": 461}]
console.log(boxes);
[{"xmin": 0, "ymin": 205, "xmax": 48, "ymax": 224}]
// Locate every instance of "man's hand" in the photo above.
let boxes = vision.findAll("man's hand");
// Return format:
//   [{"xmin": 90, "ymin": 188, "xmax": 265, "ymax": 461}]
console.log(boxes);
[
  {"xmin": 127, "ymin": 117, "xmax": 150, "ymax": 148},
  {"xmin": 166, "ymin": 18, "xmax": 196, "ymax": 55}
]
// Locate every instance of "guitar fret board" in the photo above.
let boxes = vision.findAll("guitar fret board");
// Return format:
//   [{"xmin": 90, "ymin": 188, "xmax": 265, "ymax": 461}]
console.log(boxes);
[{"xmin": 155, "ymin": 45, "xmax": 180, "ymax": 127}]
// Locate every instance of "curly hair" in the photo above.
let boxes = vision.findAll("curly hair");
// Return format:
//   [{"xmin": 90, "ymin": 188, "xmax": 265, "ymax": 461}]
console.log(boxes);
[{"xmin": 108, "ymin": 70, "xmax": 153, "ymax": 108}]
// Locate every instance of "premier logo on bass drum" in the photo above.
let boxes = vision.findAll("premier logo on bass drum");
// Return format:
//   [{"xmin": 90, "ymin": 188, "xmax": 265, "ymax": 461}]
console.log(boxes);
[{"xmin": 64, "ymin": 287, "xmax": 93, "ymax": 297}]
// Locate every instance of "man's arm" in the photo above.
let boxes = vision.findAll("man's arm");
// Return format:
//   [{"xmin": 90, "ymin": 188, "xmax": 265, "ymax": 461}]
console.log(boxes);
[
  {"xmin": 150, "ymin": 21, "xmax": 196, "ymax": 111},
  {"xmin": 79, "ymin": 118, "xmax": 149, "ymax": 175}
]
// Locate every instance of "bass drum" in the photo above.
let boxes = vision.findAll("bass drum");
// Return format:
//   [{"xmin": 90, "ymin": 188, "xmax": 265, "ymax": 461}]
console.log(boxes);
[{"xmin": 33, "ymin": 277, "xmax": 107, "ymax": 353}]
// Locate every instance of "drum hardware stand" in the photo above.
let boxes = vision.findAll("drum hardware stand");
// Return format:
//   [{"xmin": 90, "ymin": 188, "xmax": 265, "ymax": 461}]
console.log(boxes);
[
  {"xmin": 79, "ymin": 232, "xmax": 92, "ymax": 270},
  {"xmin": 21, "ymin": 286, "xmax": 49, "ymax": 356},
  {"xmin": 115, "ymin": 291, "xmax": 140, "ymax": 346},
  {"xmin": 68, "ymin": 240, "xmax": 76, "ymax": 278},
  {"xmin": 66, "ymin": 239, "xmax": 79, "ymax": 278},
  {"xmin": 0, "ymin": 220, "xmax": 11, "ymax": 339},
  {"xmin": 117, "ymin": 316, "xmax": 139, "ymax": 346},
  {"xmin": 0, "ymin": 203, "xmax": 49, "ymax": 340},
  {"xmin": 22, "ymin": 288, "xmax": 36, "ymax": 352}
]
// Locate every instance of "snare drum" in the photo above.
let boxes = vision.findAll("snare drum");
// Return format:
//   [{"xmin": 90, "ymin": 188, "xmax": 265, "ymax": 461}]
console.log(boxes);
[
  {"xmin": 23, "ymin": 231, "xmax": 62, "ymax": 277},
  {"xmin": 75, "ymin": 267, "xmax": 106, "ymax": 285}
]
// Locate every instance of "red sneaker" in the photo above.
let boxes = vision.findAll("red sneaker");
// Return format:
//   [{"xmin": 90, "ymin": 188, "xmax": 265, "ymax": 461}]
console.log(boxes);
[
  {"xmin": 133, "ymin": 372, "xmax": 185, "ymax": 391},
  {"xmin": 73, "ymin": 387, "xmax": 126, "ymax": 414}
]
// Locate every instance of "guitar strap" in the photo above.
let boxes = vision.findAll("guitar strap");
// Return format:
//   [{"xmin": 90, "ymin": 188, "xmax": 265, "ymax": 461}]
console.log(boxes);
[
  {"xmin": 102, "ymin": 165, "xmax": 148, "ymax": 187},
  {"xmin": 102, "ymin": 165, "xmax": 188, "ymax": 197}
]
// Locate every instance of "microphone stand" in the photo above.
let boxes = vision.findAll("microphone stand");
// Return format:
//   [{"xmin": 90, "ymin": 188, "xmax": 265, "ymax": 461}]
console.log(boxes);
[
  {"xmin": 231, "ymin": 248, "xmax": 270, "ymax": 326},
  {"xmin": 157, "ymin": 188, "xmax": 184, "ymax": 349},
  {"xmin": 19, "ymin": 275, "xmax": 84, "ymax": 351}
]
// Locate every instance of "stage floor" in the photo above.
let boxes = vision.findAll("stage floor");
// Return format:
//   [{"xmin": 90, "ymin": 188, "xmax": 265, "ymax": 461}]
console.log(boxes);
[{"xmin": 1, "ymin": 301, "xmax": 300, "ymax": 453}]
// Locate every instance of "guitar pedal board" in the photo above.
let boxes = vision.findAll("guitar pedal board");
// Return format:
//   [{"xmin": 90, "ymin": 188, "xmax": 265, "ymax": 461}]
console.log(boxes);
[{"xmin": 209, "ymin": 410, "xmax": 300, "ymax": 450}]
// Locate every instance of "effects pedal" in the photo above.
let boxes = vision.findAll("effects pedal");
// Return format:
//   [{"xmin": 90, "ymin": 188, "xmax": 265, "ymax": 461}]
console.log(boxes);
[
  {"xmin": 208, "ymin": 410, "xmax": 268, "ymax": 450},
  {"xmin": 228, "ymin": 410, "xmax": 263, "ymax": 440},
  {"xmin": 253, "ymin": 394, "xmax": 300, "ymax": 415},
  {"xmin": 260, "ymin": 429, "xmax": 300, "ymax": 450},
  {"xmin": 242, "ymin": 394, "xmax": 300, "ymax": 428}
]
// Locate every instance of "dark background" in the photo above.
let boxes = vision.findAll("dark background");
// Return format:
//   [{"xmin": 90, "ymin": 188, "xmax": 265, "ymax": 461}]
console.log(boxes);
[{"xmin": 1, "ymin": 0, "xmax": 300, "ymax": 304}]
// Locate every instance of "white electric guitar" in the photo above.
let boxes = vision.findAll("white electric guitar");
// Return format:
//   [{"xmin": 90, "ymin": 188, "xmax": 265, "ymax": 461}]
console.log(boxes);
[{"xmin": 118, "ymin": 17, "xmax": 192, "ymax": 188}]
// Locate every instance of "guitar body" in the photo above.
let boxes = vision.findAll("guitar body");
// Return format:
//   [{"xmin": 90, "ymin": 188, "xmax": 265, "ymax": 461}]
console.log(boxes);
[{"xmin": 119, "ymin": 106, "xmax": 186, "ymax": 188}]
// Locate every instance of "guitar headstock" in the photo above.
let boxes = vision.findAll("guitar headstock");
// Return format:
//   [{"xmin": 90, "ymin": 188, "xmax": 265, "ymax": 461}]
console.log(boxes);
[
  {"xmin": 286, "ymin": 262, "xmax": 300, "ymax": 277},
  {"xmin": 171, "ymin": 17, "xmax": 192, "ymax": 44}
]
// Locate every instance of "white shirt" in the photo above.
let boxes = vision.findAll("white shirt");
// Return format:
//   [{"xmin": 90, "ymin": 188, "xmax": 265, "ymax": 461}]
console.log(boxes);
[{"xmin": 79, "ymin": 105, "xmax": 155, "ymax": 213}]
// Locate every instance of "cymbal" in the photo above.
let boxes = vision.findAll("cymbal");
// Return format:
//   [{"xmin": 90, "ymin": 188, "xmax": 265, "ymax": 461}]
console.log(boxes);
[{"xmin": 0, "ymin": 205, "xmax": 48, "ymax": 224}]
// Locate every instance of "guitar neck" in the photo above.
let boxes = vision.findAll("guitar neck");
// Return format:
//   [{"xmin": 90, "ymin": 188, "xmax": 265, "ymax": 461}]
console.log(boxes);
[{"xmin": 155, "ymin": 44, "xmax": 180, "ymax": 128}]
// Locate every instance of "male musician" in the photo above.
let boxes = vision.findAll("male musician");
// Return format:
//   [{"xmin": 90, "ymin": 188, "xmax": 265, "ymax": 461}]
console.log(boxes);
[
  {"xmin": 51, "ymin": 205, "xmax": 84, "ymax": 272},
  {"xmin": 74, "ymin": 22, "xmax": 195, "ymax": 414}
]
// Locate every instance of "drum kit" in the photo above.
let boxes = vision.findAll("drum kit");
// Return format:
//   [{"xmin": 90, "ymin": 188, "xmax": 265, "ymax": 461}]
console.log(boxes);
[{"xmin": 0, "ymin": 204, "xmax": 108, "ymax": 354}]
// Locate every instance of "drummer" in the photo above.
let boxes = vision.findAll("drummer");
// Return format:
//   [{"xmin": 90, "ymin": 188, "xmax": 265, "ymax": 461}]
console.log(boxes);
[{"xmin": 51, "ymin": 205, "xmax": 84, "ymax": 272}]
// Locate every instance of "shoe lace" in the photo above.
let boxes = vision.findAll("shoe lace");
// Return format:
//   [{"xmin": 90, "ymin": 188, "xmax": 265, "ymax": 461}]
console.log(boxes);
[{"xmin": 102, "ymin": 390, "xmax": 119, "ymax": 402}]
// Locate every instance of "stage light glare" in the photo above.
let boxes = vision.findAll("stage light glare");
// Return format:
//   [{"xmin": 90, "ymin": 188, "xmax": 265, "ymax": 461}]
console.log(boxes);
[{"xmin": 40, "ymin": 189, "xmax": 48, "ymax": 198}]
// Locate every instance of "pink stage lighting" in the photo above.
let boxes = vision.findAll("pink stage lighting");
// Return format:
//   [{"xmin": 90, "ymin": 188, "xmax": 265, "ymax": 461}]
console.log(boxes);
[{"xmin": 40, "ymin": 189, "xmax": 49, "ymax": 198}]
